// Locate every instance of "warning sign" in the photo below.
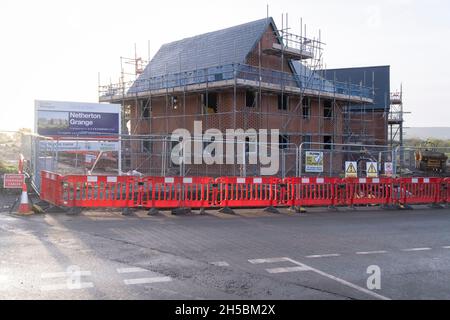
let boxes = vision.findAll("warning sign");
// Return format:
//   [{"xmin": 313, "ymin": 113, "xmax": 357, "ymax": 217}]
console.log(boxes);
[
  {"xmin": 3, "ymin": 174, "xmax": 25, "ymax": 189},
  {"xmin": 345, "ymin": 161, "xmax": 358, "ymax": 178},
  {"xmin": 384, "ymin": 162, "xmax": 393, "ymax": 177},
  {"xmin": 305, "ymin": 151, "xmax": 323, "ymax": 173},
  {"xmin": 366, "ymin": 162, "xmax": 378, "ymax": 178}
]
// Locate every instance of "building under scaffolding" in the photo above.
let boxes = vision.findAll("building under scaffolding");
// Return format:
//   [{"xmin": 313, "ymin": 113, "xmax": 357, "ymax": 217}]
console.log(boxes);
[
  {"xmin": 99, "ymin": 17, "xmax": 379, "ymax": 177},
  {"xmin": 321, "ymin": 66, "xmax": 391, "ymax": 146}
]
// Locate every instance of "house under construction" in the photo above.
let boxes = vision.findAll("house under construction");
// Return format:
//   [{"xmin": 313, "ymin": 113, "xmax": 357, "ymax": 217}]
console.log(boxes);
[{"xmin": 99, "ymin": 17, "xmax": 381, "ymax": 177}]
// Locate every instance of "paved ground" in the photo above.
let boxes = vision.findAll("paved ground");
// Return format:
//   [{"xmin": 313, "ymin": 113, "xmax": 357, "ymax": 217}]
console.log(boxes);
[{"xmin": 1, "ymin": 200, "xmax": 450, "ymax": 300}]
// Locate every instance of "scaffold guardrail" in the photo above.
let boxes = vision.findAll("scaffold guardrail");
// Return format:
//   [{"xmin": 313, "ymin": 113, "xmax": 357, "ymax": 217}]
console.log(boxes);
[{"xmin": 99, "ymin": 63, "xmax": 374, "ymax": 101}]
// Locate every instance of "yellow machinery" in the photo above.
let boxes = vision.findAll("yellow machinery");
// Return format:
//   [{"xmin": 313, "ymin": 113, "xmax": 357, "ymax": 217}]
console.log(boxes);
[{"xmin": 415, "ymin": 141, "xmax": 448, "ymax": 173}]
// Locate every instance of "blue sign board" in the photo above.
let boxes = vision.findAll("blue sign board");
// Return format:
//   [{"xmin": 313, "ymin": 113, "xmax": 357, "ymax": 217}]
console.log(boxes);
[{"xmin": 35, "ymin": 101, "xmax": 121, "ymax": 137}]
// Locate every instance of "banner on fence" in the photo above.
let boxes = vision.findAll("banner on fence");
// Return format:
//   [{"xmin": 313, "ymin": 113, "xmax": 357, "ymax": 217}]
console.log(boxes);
[
  {"xmin": 305, "ymin": 151, "xmax": 323, "ymax": 173},
  {"xmin": 35, "ymin": 100, "xmax": 121, "ymax": 137},
  {"xmin": 345, "ymin": 161, "xmax": 358, "ymax": 178},
  {"xmin": 367, "ymin": 162, "xmax": 379, "ymax": 178},
  {"xmin": 39, "ymin": 140, "xmax": 119, "ymax": 152}
]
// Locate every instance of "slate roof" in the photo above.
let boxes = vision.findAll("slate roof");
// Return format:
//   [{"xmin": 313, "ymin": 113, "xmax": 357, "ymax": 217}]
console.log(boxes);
[
  {"xmin": 126, "ymin": 18, "xmax": 373, "ymax": 101},
  {"xmin": 138, "ymin": 18, "xmax": 274, "ymax": 79},
  {"xmin": 292, "ymin": 61, "xmax": 335, "ymax": 90}
]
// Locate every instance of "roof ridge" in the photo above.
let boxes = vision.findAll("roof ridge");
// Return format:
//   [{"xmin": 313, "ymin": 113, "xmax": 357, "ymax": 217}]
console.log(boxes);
[
  {"xmin": 129, "ymin": 17, "xmax": 275, "ymax": 93},
  {"xmin": 160, "ymin": 17, "xmax": 272, "ymax": 48}
]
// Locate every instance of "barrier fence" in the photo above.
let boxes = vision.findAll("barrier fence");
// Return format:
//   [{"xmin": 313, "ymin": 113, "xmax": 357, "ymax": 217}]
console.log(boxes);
[
  {"xmin": 215, "ymin": 177, "xmax": 281, "ymax": 208},
  {"xmin": 140, "ymin": 176, "xmax": 215, "ymax": 209},
  {"xmin": 283, "ymin": 177, "xmax": 341, "ymax": 208},
  {"xmin": 445, "ymin": 178, "xmax": 450, "ymax": 205},
  {"xmin": 40, "ymin": 171, "xmax": 449, "ymax": 210},
  {"xmin": 345, "ymin": 178, "xmax": 393, "ymax": 207},
  {"xmin": 28, "ymin": 131, "xmax": 449, "ymax": 191}
]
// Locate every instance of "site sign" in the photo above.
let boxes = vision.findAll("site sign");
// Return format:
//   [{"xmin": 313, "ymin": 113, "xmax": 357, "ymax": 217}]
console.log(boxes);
[
  {"xmin": 35, "ymin": 100, "xmax": 121, "ymax": 137},
  {"xmin": 3, "ymin": 174, "xmax": 25, "ymax": 189},
  {"xmin": 345, "ymin": 161, "xmax": 358, "ymax": 178},
  {"xmin": 38, "ymin": 140, "xmax": 119, "ymax": 152},
  {"xmin": 305, "ymin": 151, "xmax": 324, "ymax": 173},
  {"xmin": 384, "ymin": 162, "xmax": 394, "ymax": 177},
  {"xmin": 366, "ymin": 162, "xmax": 379, "ymax": 178}
]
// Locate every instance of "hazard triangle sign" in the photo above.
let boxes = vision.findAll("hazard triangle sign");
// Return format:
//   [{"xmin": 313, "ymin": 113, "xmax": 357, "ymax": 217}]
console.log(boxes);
[
  {"xmin": 345, "ymin": 162, "xmax": 358, "ymax": 178},
  {"xmin": 366, "ymin": 162, "xmax": 378, "ymax": 178}
]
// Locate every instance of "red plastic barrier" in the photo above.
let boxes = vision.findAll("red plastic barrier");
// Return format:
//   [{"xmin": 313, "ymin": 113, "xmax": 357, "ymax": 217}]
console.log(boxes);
[
  {"xmin": 60, "ymin": 174, "xmax": 140, "ymax": 208},
  {"xmin": 215, "ymin": 177, "xmax": 281, "ymax": 208},
  {"xmin": 283, "ymin": 177, "xmax": 342, "ymax": 207},
  {"xmin": 41, "ymin": 171, "xmax": 449, "ymax": 210},
  {"xmin": 344, "ymin": 178, "xmax": 393, "ymax": 206},
  {"xmin": 40, "ymin": 171, "xmax": 63, "ymax": 206},
  {"xmin": 396, "ymin": 177, "xmax": 443, "ymax": 205},
  {"xmin": 140, "ymin": 177, "xmax": 215, "ymax": 209},
  {"xmin": 443, "ymin": 178, "xmax": 449, "ymax": 205}
]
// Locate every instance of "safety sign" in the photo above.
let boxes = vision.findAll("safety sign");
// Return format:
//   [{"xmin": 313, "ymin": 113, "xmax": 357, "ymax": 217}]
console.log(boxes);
[
  {"xmin": 384, "ymin": 162, "xmax": 394, "ymax": 177},
  {"xmin": 345, "ymin": 161, "xmax": 358, "ymax": 178},
  {"xmin": 366, "ymin": 162, "xmax": 379, "ymax": 178},
  {"xmin": 305, "ymin": 151, "xmax": 324, "ymax": 173}
]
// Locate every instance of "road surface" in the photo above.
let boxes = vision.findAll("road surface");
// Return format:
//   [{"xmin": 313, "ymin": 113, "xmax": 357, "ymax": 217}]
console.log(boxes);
[{"xmin": 1, "ymin": 203, "xmax": 450, "ymax": 300}]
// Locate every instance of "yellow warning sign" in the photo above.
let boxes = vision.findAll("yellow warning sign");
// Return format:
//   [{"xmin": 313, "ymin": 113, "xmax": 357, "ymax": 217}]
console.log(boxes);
[
  {"xmin": 345, "ymin": 161, "xmax": 358, "ymax": 178},
  {"xmin": 366, "ymin": 162, "xmax": 378, "ymax": 178}
]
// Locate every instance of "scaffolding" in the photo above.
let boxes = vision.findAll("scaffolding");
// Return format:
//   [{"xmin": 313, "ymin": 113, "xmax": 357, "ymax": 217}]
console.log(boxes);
[
  {"xmin": 98, "ymin": 15, "xmax": 379, "ymax": 177},
  {"xmin": 389, "ymin": 85, "xmax": 405, "ymax": 148}
]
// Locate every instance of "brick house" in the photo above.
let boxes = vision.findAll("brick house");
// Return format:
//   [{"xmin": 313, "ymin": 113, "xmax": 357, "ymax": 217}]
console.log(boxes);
[{"xmin": 100, "ymin": 17, "xmax": 374, "ymax": 177}]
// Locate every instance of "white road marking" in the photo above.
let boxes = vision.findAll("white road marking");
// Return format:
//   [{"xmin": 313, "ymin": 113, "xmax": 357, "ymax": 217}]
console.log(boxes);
[
  {"xmin": 40, "ymin": 282, "xmax": 94, "ymax": 291},
  {"xmin": 356, "ymin": 251, "xmax": 388, "ymax": 255},
  {"xmin": 250, "ymin": 257, "xmax": 390, "ymax": 300},
  {"xmin": 48, "ymin": 237, "xmax": 92, "ymax": 252},
  {"xmin": 124, "ymin": 277, "xmax": 172, "ymax": 285},
  {"xmin": 283, "ymin": 258, "xmax": 391, "ymax": 300},
  {"xmin": 249, "ymin": 258, "xmax": 289, "ymax": 264},
  {"xmin": 402, "ymin": 248, "xmax": 432, "ymax": 252},
  {"xmin": 40, "ymin": 266, "xmax": 93, "ymax": 291},
  {"xmin": 210, "ymin": 261, "xmax": 230, "ymax": 267},
  {"xmin": 306, "ymin": 254, "xmax": 341, "ymax": 259},
  {"xmin": 41, "ymin": 271, "xmax": 92, "ymax": 278},
  {"xmin": 117, "ymin": 267, "xmax": 148, "ymax": 274},
  {"xmin": 442, "ymin": 246, "xmax": 450, "ymax": 249},
  {"xmin": 266, "ymin": 266, "xmax": 310, "ymax": 274}
]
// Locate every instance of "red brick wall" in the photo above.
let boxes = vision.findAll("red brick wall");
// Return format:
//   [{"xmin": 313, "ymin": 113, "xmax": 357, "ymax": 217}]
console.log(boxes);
[
  {"xmin": 245, "ymin": 23, "xmax": 295, "ymax": 75},
  {"xmin": 347, "ymin": 111, "xmax": 387, "ymax": 145}
]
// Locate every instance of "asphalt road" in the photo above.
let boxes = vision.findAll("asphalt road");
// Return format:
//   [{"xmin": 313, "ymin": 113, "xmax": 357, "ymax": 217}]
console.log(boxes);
[{"xmin": 1, "ymin": 203, "xmax": 450, "ymax": 300}]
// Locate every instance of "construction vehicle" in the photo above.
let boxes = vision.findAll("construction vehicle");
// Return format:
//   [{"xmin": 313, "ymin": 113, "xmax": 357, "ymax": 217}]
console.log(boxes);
[{"xmin": 415, "ymin": 141, "xmax": 448, "ymax": 173}]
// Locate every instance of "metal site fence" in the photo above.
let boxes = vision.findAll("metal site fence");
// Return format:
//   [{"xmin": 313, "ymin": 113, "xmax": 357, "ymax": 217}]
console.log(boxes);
[
  {"xmin": 299, "ymin": 144, "xmax": 449, "ymax": 178},
  {"xmin": 30, "ymin": 134, "xmax": 300, "ymax": 181},
  {"xmin": 298, "ymin": 143, "xmax": 396, "ymax": 178},
  {"xmin": 12, "ymin": 133, "xmax": 450, "ymax": 193}
]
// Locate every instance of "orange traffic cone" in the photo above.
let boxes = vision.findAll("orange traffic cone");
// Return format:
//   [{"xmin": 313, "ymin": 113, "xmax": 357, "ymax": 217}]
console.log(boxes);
[{"xmin": 18, "ymin": 183, "xmax": 32, "ymax": 216}]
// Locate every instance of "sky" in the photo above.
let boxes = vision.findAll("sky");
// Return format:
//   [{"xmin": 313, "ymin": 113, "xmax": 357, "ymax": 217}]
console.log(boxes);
[{"xmin": 0, "ymin": 0, "xmax": 449, "ymax": 131}]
